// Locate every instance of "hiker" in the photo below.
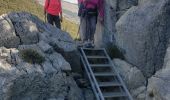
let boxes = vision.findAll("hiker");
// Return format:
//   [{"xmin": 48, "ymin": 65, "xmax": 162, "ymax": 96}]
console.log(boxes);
[
  {"xmin": 44, "ymin": 0, "xmax": 63, "ymax": 29},
  {"xmin": 78, "ymin": 0, "xmax": 104, "ymax": 47}
]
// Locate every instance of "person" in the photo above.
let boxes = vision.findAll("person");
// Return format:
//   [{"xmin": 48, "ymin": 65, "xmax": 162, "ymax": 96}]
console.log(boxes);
[
  {"xmin": 78, "ymin": 0, "xmax": 104, "ymax": 47},
  {"xmin": 44, "ymin": 0, "xmax": 63, "ymax": 29}
]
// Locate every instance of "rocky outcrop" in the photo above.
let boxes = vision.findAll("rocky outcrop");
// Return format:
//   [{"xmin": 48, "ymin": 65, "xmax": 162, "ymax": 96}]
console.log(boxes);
[
  {"xmin": 113, "ymin": 59, "xmax": 146, "ymax": 100},
  {"xmin": 146, "ymin": 44, "xmax": 170, "ymax": 100},
  {"xmin": 102, "ymin": 0, "xmax": 170, "ymax": 99},
  {"xmin": 112, "ymin": 43, "xmax": 170, "ymax": 100},
  {"xmin": 146, "ymin": 69, "xmax": 170, "ymax": 100},
  {"xmin": 0, "ymin": 12, "xmax": 88, "ymax": 100},
  {"xmin": 1, "ymin": 12, "xmax": 81, "ymax": 73},
  {"xmin": 0, "ymin": 47, "xmax": 78, "ymax": 100},
  {"xmin": 115, "ymin": 0, "xmax": 170, "ymax": 77},
  {"xmin": 0, "ymin": 14, "xmax": 20, "ymax": 48}
]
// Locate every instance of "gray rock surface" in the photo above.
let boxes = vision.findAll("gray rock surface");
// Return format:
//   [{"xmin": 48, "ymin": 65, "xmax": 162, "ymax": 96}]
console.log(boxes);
[
  {"xmin": 115, "ymin": 0, "xmax": 170, "ymax": 77},
  {"xmin": 163, "ymin": 45, "xmax": 170, "ymax": 69},
  {"xmin": 0, "ymin": 12, "xmax": 86, "ymax": 100},
  {"xmin": 0, "ymin": 14, "xmax": 20, "ymax": 48},
  {"xmin": 145, "ymin": 43, "xmax": 170, "ymax": 100},
  {"xmin": 0, "ymin": 45, "xmax": 80, "ymax": 100},
  {"xmin": 113, "ymin": 59, "xmax": 146, "ymax": 100},
  {"xmin": 146, "ymin": 69, "xmax": 170, "ymax": 100},
  {"xmin": 0, "ymin": 12, "xmax": 81, "ymax": 73}
]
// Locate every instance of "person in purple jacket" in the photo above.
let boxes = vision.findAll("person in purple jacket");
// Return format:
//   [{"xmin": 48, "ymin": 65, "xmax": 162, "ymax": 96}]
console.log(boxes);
[{"xmin": 78, "ymin": 0, "xmax": 104, "ymax": 47}]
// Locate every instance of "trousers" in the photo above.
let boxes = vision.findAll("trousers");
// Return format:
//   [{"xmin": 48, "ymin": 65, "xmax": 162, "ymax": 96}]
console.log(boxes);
[
  {"xmin": 80, "ymin": 15, "xmax": 97, "ymax": 42},
  {"xmin": 47, "ymin": 13, "xmax": 61, "ymax": 29}
]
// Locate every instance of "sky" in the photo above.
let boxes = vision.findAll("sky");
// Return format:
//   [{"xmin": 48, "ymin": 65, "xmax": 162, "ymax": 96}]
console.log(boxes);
[{"xmin": 63, "ymin": 0, "xmax": 78, "ymax": 4}]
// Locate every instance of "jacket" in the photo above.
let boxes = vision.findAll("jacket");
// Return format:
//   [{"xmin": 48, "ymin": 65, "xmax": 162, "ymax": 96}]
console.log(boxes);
[
  {"xmin": 44, "ymin": 0, "xmax": 62, "ymax": 16},
  {"xmin": 78, "ymin": 0, "xmax": 104, "ymax": 19}
]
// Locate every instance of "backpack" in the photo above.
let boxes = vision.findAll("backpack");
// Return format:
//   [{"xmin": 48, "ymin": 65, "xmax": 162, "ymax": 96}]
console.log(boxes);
[
  {"xmin": 78, "ymin": 2, "xmax": 86, "ymax": 17},
  {"xmin": 78, "ymin": 1, "xmax": 98, "ymax": 17}
]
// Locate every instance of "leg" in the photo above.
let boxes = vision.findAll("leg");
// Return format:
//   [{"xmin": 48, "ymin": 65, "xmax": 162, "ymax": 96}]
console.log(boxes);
[
  {"xmin": 89, "ymin": 16, "xmax": 97, "ymax": 42},
  {"xmin": 47, "ymin": 13, "xmax": 54, "ymax": 25},
  {"xmin": 80, "ymin": 17, "xmax": 86, "ymax": 42},
  {"xmin": 54, "ymin": 15, "xmax": 61, "ymax": 29},
  {"xmin": 86, "ymin": 16, "xmax": 91, "ymax": 42}
]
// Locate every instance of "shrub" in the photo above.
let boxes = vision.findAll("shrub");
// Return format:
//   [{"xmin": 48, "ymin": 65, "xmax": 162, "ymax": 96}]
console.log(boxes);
[
  {"xmin": 20, "ymin": 49, "xmax": 45, "ymax": 64},
  {"xmin": 107, "ymin": 44, "xmax": 125, "ymax": 60}
]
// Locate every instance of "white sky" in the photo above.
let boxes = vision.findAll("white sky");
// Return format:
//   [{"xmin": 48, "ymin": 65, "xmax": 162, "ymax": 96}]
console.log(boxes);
[{"xmin": 63, "ymin": 0, "xmax": 78, "ymax": 4}]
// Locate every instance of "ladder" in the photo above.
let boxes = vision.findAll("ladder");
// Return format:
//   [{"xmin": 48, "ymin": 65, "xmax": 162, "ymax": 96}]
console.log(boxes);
[{"xmin": 79, "ymin": 48, "xmax": 133, "ymax": 100}]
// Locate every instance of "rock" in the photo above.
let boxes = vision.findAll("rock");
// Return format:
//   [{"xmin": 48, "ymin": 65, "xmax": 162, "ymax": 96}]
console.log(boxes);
[
  {"xmin": 0, "ymin": 12, "xmax": 81, "ymax": 73},
  {"xmin": 16, "ymin": 62, "xmax": 37, "ymax": 74},
  {"xmin": 3, "ymin": 72, "xmax": 68, "ymax": 100},
  {"xmin": 145, "ymin": 43, "xmax": 170, "ymax": 100},
  {"xmin": 47, "ymin": 53, "xmax": 71, "ymax": 71},
  {"xmin": 67, "ymin": 77, "xmax": 82, "ymax": 100},
  {"xmin": 115, "ymin": 0, "xmax": 170, "ymax": 77},
  {"xmin": 42, "ymin": 23, "xmax": 76, "ymax": 52},
  {"xmin": 37, "ymin": 40, "xmax": 53, "ymax": 54},
  {"xmin": 113, "ymin": 59, "xmax": 146, "ymax": 99},
  {"xmin": 42, "ymin": 61, "xmax": 57, "ymax": 74},
  {"xmin": 163, "ymin": 45, "xmax": 170, "ymax": 69},
  {"xmin": 0, "ymin": 45, "xmax": 80, "ymax": 99},
  {"xmin": 146, "ymin": 68, "xmax": 170, "ymax": 100},
  {"xmin": 48, "ymin": 31, "xmax": 81, "ymax": 73},
  {"xmin": 0, "ymin": 11, "xmax": 85, "ymax": 100},
  {"xmin": 8, "ymin": 12, "xmax": 39, "ymax": 45},
  {"xmin": 84, "ymin": 89, "xmax": 95, "ymax": 100},
  {"xmin": 0, "ymin": 14, "xmax": 20, "ymax": 48},
  {"xmin": 131, "ymin": 86, "xmax": 146, "ymax": 100},
  {"xmin": 61, "ymin": 51, "xmax": 82, "ymax": 73}
]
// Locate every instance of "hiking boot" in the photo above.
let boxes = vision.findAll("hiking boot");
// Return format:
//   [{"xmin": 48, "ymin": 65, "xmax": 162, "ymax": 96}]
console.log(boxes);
[{"xmin": 83, "ymin": 42, "xmax": 95, "ymax": 48}]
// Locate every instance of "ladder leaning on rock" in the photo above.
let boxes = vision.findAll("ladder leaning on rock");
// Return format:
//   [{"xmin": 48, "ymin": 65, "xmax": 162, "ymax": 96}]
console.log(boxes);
[{"xmin": 79, "ymin": 47, "xmax": 133, "ymax": 100}]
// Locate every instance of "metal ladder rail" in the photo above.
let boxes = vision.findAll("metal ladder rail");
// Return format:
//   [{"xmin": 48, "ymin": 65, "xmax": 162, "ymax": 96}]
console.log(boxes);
[
  {"xmin": 102, "ymin": 48, "xmax": 133, "ymax": 100},
  {"xmin": 80, "ymin": 53, "xmax": 100, "ymax": 100},
  {"xmin": 80, "ymin": 48, "xmax": 105, "ymax": 100}
]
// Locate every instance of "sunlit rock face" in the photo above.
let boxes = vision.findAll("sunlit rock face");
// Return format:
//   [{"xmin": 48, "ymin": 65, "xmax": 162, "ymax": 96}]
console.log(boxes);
[
  {"xmin": 102, "ymin": 0, "xmax": 170, "ymax": 100},
  {"xmin": 115, "ymin": 0, "xmax": 170, "ymax": 77},
  {"xmin": 0, "ymin": 12, "xmax": 85, "ymax": 100}
]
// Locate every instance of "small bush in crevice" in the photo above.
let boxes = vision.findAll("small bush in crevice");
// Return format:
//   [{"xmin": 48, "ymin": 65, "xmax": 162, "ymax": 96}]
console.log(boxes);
[
  {"xmin": 106, "ymin": 44, "xmax": 125, "ymax": 60},
  {"xmin": 149, "ymin": 91, "xmax": 154, "ymax": 98},
  {"xmin": 20, "ymin": 49, "xmax": 45, "ymax": 64}
]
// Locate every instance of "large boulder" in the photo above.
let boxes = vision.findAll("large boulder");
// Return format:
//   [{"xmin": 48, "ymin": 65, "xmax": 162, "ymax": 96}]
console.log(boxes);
[
  {"xmin": 0, "ymin": 12, "xmax": 84, "ymax": 100},
  {"xmin": 1, "ymin": 12, "xmax": 81, "ymax": 73},
  {"xmin": 146, "ymin": 43, "xmax": 170, "ymax": 100},
  {"xmin": 0, "ymin": 45, "xmax": 81, "ymax": 100},
  {"xmin": 113, "ymin": 59, "xmax": 146, "ymax": 100},
  {"xmin": 146, "ymin": 69, "xmax": 170, "ymax": 100},
  {"xmin": 115, "ymin": 0, "xmax": 170, "ymax": 77},
  {"xmin": 0, "ymin": 14, "xmax": 20, "ymax": 48}
]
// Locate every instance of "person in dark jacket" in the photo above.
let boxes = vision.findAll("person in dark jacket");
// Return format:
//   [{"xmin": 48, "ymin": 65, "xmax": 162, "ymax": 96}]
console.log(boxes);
[{"xmin": 44, "ymin": 0, "xmax": 63, "ymax": 29}]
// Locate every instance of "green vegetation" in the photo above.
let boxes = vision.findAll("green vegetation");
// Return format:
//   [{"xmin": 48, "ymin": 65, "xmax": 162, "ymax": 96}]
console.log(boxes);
[
  {"xmin": 107, "ymin": 44, "xmax": 125, "ymax": 60},
  {"xmin": 20, "ymin": 49, "xmax": 45, "ymax": 64},
  {"xmin": 0, "ymin": 0, "xmax": 78, "ymax": 39},
  {"xmin": 149, "ymin": 91, "xmax": 154, "ymax": 98},
  {"xmin": 62, "ymin": 18, "xmax": 79, "ymax": 39}
]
